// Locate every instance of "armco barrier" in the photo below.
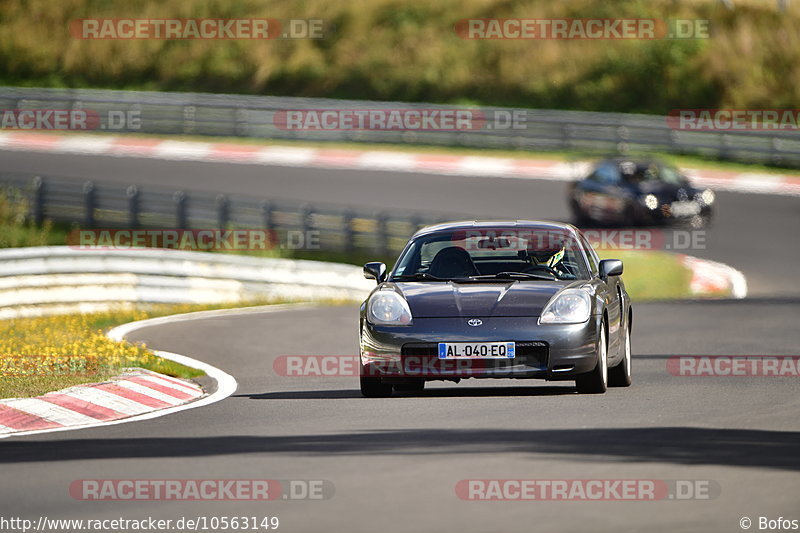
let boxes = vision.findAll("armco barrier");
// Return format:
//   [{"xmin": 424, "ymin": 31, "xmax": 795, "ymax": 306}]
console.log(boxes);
[
  {"xmin": 0, "ymin": 87, "xmax": 798, "ymax": 167},
  {"xmin": 0, "ymin": 246, "xmax": 374, "ymax": 319},
  {"xmin": 0, "ymin": 173, "xmax": 453, "ymax": 255}
]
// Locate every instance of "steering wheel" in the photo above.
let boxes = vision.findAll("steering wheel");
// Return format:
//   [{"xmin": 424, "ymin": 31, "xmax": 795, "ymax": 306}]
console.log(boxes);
[{"xmin": 522, "ymin": 264, "xmax": 562, "ymax": 277}]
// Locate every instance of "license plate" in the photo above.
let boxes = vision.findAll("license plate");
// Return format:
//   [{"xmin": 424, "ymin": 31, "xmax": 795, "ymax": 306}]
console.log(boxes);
[
  {"xmin": 671, "ymin": 201, "xmax": 701, "ymax": 217},
  {"xmin": 438, "ymin": 342, "xmax": 515, "ymax": 359}
]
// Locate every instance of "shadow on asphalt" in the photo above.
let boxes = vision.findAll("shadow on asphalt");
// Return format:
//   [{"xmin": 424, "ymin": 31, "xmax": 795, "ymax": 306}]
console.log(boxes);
[
  {"xmin": 2, "ymin": 427, "xmax": 798, "ymax": 470},
  {"xmin": 235, "ymin": 385, "xmax": 577, "ymax": 400}
]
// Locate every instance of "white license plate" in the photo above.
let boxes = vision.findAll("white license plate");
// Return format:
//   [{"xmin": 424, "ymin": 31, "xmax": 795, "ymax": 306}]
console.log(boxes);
[
  {"xmin": 438, "ymin": 342, "xmax": 515, "ymax": 359},
  {"xmin": 671, "ymin": 201, "xmax": 701, "ymax": 217}
]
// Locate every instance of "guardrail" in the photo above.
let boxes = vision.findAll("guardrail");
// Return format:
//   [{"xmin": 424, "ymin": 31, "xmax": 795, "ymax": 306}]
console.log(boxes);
[
  {"xmin": 0, "ymin": 173, "xmax": 459, "ymax": 255},
  {"xmin": 1, "ymin": 87, "xmax": 799, "ymax": 167},
  {"xmin": 0, "ymin": 246, "xmax": 375, "ymax": 319}
]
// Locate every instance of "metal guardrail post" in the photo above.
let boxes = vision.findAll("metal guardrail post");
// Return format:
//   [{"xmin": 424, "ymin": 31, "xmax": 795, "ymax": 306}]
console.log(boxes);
[
  {"xmin": 216, "ymin": 194, "xmax": 229, "ymax": 228},
  {"xmin": 562, "ymin": 124, "xmax": 575, "ymax": 150},
  {"xmin": 126, "ymin": 185, "xmax": 140, "ymax": 228},
  {"xmin": 174, "ymin": 191, "xmax": 188, "ymax": 228},
  {"xmin": 343, "ymin": 210, "xmax": 355, "ymax": 253},
  {"xmin": 298, "ymin": 203, "xmax": 313, "ymax": 248},
  {"xmin": 183, "ymin": 105, "xmax": 196, "ymax": 134},
  {"xmin": 720, "ymin": 134, "xmax": 733, "ymax": 160},
  {"xmin": 260, "ymin": 200, "xmax": 273, "ymax": 230},
  {"xmin": 376, "ymin": 213, "xmax": 389, "ymax": 256},
  {"xmin": 82, "ymin": 181, "xmax": 96, "ymax": 228},
  {"xmin": 772, "ymin": 138, "xmax": 783, "ymax": 166},
  {"xmin": 410, "ymin": 214, "xmax": 422, "ymax": 234},
  {"xmin": 32, "ymin": 176, "xmax": 45, "ymax": 226},
  {"xmin": 235, "ymin": 108, "xmax": 249, "ymax": 136}
]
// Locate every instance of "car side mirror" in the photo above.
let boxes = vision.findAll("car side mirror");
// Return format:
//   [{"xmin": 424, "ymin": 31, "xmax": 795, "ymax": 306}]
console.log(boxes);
[
  {"xmin": 363, "ymin": 262, "xmax": 387, "ymax": 283},
  {"xmin": 599, "ymin": 259, "xmax": 623, "ymax": 280}
]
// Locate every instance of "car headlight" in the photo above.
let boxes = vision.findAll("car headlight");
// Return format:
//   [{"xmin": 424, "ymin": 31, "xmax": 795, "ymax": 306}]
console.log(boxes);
[
  {"xmin": 700, "ymin": 189, "xmax": 715, "ymax": 205},
  {"xmin": 643, "ymin": 194, "xmax": 658, "ymax": 210},
  {"xmin": 368, "ymin": 291, "xmax": 413, "ymax": 326},
  {"xmin": 538, "ymin": 289, "xmax": 592, "ymax": 324}
]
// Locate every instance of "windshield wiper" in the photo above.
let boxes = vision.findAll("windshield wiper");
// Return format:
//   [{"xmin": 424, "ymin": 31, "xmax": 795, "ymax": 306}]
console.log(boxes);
[
  {"xmin": 392, "ymin": 272, "xmax": 452, "ymax": 281},
  {"xmin": 469, "ymin": 271, "xmax": 558, "ymax": 281}
]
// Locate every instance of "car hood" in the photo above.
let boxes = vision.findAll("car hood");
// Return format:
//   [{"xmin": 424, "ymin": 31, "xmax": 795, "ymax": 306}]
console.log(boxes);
[{"xmin": 392, "ymin": 280, "xmax": 577, "ymax": 318}]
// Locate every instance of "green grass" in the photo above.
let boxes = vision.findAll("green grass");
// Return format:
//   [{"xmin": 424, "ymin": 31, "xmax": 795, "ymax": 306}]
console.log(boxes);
[
  {"xmin": 598, "ymin": 249, "xmax": 693, "ymax": 301},
  {"xmin": 0, "ymin": 373, "xmax": 115, "ymax": 400},
  {"xmin": 1, "ymin": 0, "xmax": 798, "ymax": 116},
  {"xmin": 0, "ymin": 299, "xmax": 306, "ymax": 399}
]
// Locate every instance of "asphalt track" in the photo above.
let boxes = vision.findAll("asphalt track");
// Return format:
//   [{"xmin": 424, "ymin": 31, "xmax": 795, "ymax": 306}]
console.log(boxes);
[{"xmin": 1, "ymin": 149, "xmax": 799, "ymax": 533}]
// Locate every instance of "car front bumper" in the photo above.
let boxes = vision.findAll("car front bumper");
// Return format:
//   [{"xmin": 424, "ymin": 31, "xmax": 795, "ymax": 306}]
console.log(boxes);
[{"xmin": 360, "ymin": 315, "xmax": 601, "ymax": 381}]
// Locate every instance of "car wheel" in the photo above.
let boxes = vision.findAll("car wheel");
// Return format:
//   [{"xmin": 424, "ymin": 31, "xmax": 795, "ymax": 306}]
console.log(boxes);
[
  {"xmin": 623, "ymin": 204, "xmax": 639, "ymax": 227},
  {"xmin": 575, "ymin": 322, "xmax": 608, "ymax": 394},
  {"xmin": 360, "ymin": 375, "xmax": 393, "ymax": 397},
  {"xmin": 608, "ymin": 322, "xmax": 632, "ymax": 387},
  {"xmin": 393, "ymin": 379, "xmax": 425, "ymax": 392}
]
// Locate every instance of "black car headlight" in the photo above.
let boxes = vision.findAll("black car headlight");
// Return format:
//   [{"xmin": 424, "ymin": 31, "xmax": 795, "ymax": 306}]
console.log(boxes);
[
  {"xmin": 538, "ymin": 288, "xmax": 592, "ymax": 325},
  {"xmin": 367, "ymin": 291, "xmax": 413, "ymax": 326}
]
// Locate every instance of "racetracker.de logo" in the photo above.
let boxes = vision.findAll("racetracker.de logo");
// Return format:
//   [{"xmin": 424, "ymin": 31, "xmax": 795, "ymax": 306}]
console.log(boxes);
[
  {"xmin": 456, "ymin": 479, "xmax": 719, "ymax": 501},
  {"xmin": 667, "ymin": 356, "xmax": 800, "ymax": 377},
  {"xmin": 454, "ymin": 19, "xmax": 710, "ymax": 39},
  {"xmin": 449, "ymin": 228, "xmax": 707, "ymax": 252},
  {"xmin": 69, "ymin": 19, "xmax": 326, "ymax": 40},
  {"xmin": 667, "ymin": 109, "xmax": 800, "ymax": 131},
  {"xmin": 274, "ymin": 109, "xmax": 487, "ymax": 131},
  {"xmin": 67, "ymin": 229, "xmax": 320, "ymax": 251},
  {"xmin": 70, "ymin": 479, "xmax": 334, "ymax": 501},
  {"xmin": 0, "ymin": 109, "xmax": 140, "ymax": 131},
  {"xmin": 275, "ymin": 355, "xmax": 545, "ymax": 378}
]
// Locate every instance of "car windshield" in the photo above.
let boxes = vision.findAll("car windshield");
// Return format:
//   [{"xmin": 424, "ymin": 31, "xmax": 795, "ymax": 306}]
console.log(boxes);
[
  {"xmin": 391, "ymin": 228, "xmax": 589, "ymax": 281},
  {"xmin": 619, "ymin": 161, "xmax": 685, "ymax": 185}
]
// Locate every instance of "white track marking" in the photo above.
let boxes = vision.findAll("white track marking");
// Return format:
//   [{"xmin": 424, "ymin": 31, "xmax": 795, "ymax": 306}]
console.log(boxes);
[
  {"xmin": 114, "ymin": 380, "xmax": 186, "ymax": 405},
  {"xmin": 62, "ymin": 387, "xmax": 153, "ymax": 416},
  {"xmin": 135, "ymin": 373, "xmax": 202, "ymax": 394},
  {"xmin": 2, "ymin": 398, "xmax": 98, "ymax": 426}
]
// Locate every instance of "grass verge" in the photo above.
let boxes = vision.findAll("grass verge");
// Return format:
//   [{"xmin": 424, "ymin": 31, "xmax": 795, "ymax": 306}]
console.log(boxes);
[
  {"xmin": 598, "ymin": 249, "xmax": 693, "ymax": 301},
  {"xmin": 0, "ymin": 300, "xmax": 297, "ymax": 399}
]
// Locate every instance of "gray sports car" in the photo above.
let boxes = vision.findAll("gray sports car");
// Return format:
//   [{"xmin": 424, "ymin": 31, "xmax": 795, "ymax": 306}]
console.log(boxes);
[{"xmin": 359, "ymin": 220, "xmax": 632, "ymax": 397}]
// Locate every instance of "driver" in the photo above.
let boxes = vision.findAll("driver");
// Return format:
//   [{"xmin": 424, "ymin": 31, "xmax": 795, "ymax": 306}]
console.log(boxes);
[{"xmin": 528, "ymin": 243, "xmax": 566, "ymax": 269}]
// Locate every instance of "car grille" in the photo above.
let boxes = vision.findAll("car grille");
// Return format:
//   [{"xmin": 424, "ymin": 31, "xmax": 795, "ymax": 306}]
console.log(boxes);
[{"xmin": 400, "ymin": 341, "xmax": 548, "ymax": 371}]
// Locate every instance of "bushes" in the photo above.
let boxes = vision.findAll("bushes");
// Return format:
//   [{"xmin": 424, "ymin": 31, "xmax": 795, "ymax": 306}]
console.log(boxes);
[{"xmin": 0, "ymin": 0, "xmax": 797, "ymax": 114}]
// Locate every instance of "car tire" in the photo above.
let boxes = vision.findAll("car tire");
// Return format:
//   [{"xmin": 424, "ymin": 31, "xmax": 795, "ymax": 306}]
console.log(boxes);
[
  {"xmin": 393, "ymin": 379, "xmax": 425, "ymax": 392},
  {"xmin": 360, "ymin": 376, "xmax": 393, "ymax": 397},
  {"xmin": 608, "ymin": 321, "xmax": 632, "ymax": 387},
  {"xmin": 575, "ymin": 322, "xmax": 608, "ymax": 394},
  {"xmin": 623, "ymin": 204, "xmax": 639, "ymax": 227},
  {"xmin": 570, "ymin": 200, "xmax": 591, "ymax": 227}
]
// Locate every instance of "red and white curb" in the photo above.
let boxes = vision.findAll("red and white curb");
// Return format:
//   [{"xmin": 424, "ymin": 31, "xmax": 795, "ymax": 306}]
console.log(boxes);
[
  {"xmin": 0, "ymin": 369, "xmax": 203, "ymax": 436},
  {"xmin": 680, "ymin": 254, "xmax": 748, "ymax": 299},
  {"xmin": 0, "ymin": 305, "xmax": 260, "ymax": 439},
  {"xmin": 1, "ymin": 131, "xmax": 799, "ymax": 197}
]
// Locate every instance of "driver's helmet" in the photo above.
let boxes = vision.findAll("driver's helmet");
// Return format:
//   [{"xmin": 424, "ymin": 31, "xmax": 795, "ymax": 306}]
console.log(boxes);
[{"xmin": 528, "ymin": 244, "xmax": 566, "ymax": 268}]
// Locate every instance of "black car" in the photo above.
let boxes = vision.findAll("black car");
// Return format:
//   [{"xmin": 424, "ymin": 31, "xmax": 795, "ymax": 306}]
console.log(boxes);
[
  {"xmin": 359, "ymin": 220, "xmax": 632, "ymax": 397},
  {"xmin": 569, "ymin": 158, "xmax": 715, "ymax": 227}
]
